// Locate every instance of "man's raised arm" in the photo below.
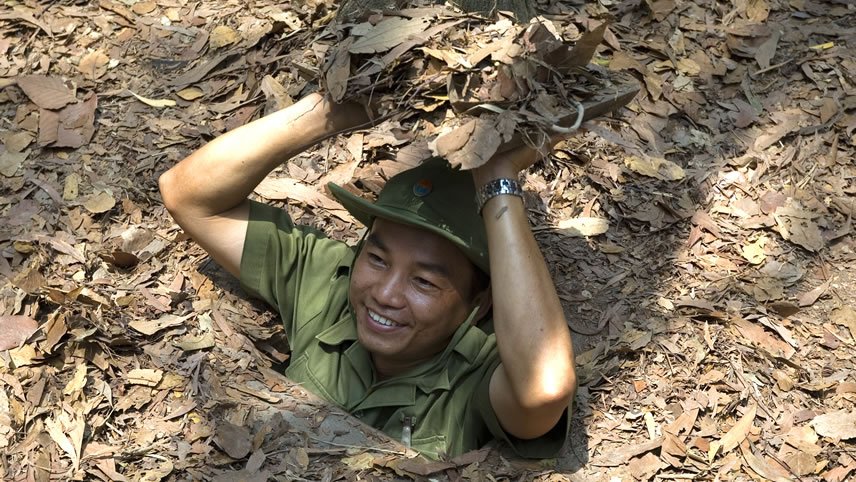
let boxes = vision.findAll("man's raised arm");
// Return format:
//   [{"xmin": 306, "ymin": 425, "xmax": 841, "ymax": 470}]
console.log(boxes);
[
  {"xmin": 474, "ymin": 146, "xmax": 577, "ymax": 440},
  {"xmin": 158, "ymin": 94, "xmax": 369, "ymax": 276}
]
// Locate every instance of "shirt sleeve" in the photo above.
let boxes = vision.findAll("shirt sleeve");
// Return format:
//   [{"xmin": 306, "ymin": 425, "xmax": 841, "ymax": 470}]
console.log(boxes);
[
  {"xmin": 239, "ymin": 200, "xmax": 354, "ymax": 353},
  {"xmin": 470, "ymin": 357, "xmax": 571, "ymax": 459}
]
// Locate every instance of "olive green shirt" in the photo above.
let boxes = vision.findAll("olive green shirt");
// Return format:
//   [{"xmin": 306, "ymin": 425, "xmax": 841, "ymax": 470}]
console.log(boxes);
[{"xmin": 240, "ymin": 201, "xmax": 568, "ymax": 459}]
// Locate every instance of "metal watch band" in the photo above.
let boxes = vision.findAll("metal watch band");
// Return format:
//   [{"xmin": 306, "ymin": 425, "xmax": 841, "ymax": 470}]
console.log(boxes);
[{"xmin": 476, "ymin": 178, "xmax": 523, "ymax": 213}]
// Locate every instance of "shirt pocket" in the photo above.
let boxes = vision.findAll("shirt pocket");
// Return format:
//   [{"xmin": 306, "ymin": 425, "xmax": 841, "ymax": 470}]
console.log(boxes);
[
  {"xmin": 284, "ymin": 351, "xmax": 311, "ymax": 386},
  {"xmin": 411, "ymin": 434, "xmax": 447, "ymax": 460},
  {"xmin": 285, "ymin": 346, "xmax": 344, "ymax": 407}
]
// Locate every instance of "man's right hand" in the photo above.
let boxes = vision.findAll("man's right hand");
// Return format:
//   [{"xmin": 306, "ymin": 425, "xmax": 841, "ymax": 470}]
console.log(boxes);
[{"xmin": 158, "ymin": 93, "xmax": 369, "ymax": 277}]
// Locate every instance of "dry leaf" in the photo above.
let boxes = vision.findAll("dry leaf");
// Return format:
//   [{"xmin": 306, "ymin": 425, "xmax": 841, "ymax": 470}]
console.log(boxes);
[
  {"xmin": 140, "ymin": 459, "xmax": 174, "ymax": 482},
  {"xmin": 268, "ymin": 9, "xmax": 302, "ymax": 30},
  {"xmin": 9, "ymin": 344, "xmax": 39, "ymax": 367},
  {"xmin": 349, "ymin": 17, "xmax": 431, "ymax": 54},
  {"xmin": 628, "ymin": 452, "xmax": 667, "ymax": 480},
  {"xmin": 127, "ymin": 368, "xmax": 163, "ymax": 387},
  {"xmin": 811, "ymin": 411, "xmax": 856, "ymax": 440},
  {"xmin": 78, "ymin": 50, "xmax": 110, "ymax": 80},
  {"xmin": 746, "ymin": 0, "xmax": 771, "ymax": 22},
  {"xmin": 0, "ymin": 315, "xmax": 39, "ymax": 350},
  {"xmin": 676, "ymin": 57, "xmax": 701, "ymax": 76},
  {"xmin": 16, "ymin": 75, "xmax": 77, "ymax": 109},
  {"xmin": 0, "ymin": 150, "xmax": 27, "ymax": 177},
  {"xmin": 4, "ymin": 131, "xmax": 34, "ymax": 153},
  {"xmin": 215, "ymin": 421, "xmax": 253, "ymax": 459},
  {"xmin": 741, "ymin": 237, "xmax": 766, "ymax": 264},
  {"xmin": 831, "ymin": 307, "xmax": 856, "ymax": 340},
  {"xmin": 176, "ymin": 87, "xmax": 204, "ymax": 100},
  {"xmin": 63, "ymin": 173, "xmax": 81, "ymax": 200},
  {"xmin": 709, "ymin": 403, "xmax": 757, "ymax": 460},
  {"xmin": 100, "ymin": 251, "xmax": 139, "ymax": 269},
  {"xmin": 785, "ymin": 218, "xmax": 824, "ymax": 252},
  {"xmin": 754, "ymin": 109, "xmax": 803, "ymax": 151},
  {"xmin": 43, "ymin": 313, "xmax": 68, "ymax": 354},
  {"xmin": 82, "ymin": 190, "xmax": 116, "ymax": 214},
  {"xmin": 755, "ymin": 31, "xmax": 780, "ymax": 70},
  {"xmin": 319, "ymin": 160, "xmax": 359, "ymax": 187},
  {"xmin": 128, "ymin": 90, "xmax": 176, "ymax": 108},
  {"xmin": 395, "ymin": 458, "xmax": 455, "ymax": 476},
  {"xmin": 769, "ymin": 301, "xmax": 800, "ymax": 317},
  {"xmin": 246, "ymin": 449, "xmax": 266, "ymax": 473},
  {"xmin": 342, "ymin": 452, "xmax": 375, "ymax": 470},
  {"xmin": 39, "ymin": 234, "xmax": 86, "ymax": 264},
  {"xmin": 646, "ymin": 0, "xmax": 677, "ymax": 21},
  {"xmin": 591, "ymin": 438, "xmax": 664, "ymax": 466},
  {"xmin": 557, "ymin": 217, "xmax": 610, "ymax": 237},
  {"xmin": 71, "ymin": 287, "xmax": 111, "ymax": 307},
  {"xmin": 62, "ymin": 363, "xmax": 87, "ymax": 395},
  {"xmin": 739, "ymin": 440, "xmax": 793, "ymax": 482},
  {"xmin": 260, "ymin": 75, "xmax": 293, "ymax": 111},
  {"xmin": 734, "ymin": 317, "xmax": 794, "ymax": 358},
  {"xmin": 433, "ymin": 114, "xmax": 514, "ymax": 169},
  {"xmin": 54, "ymin": 93, "xmax": 98, "ymax": 148},
  {"xmin": 798, "ymin": 278, "xmax": 832, "ymax": 307},
  {"xmin": 131, "ymin": 0, "xmax": 156, "ymax": 14},
  {"xmin": 563, "ymin": 22, "xmax": 608, "ymax": 68},
  {"xmin": 624, "ymin": 156, "xmax": 685, "ymax": 181},
  {"xmin": 210, "ymin": 25, "xmax": 240, "ymax": 49},
  {"xmin": 326, "ymin": 38, "xmax": 353, "ymax": 103},
  {"xmin": 45, "ymin": 415, "xmax": 79, "ymax": 468},
  {"xmin": 255, "ymin": 177, "xmax": 354, "ymax": 222},
  {"xmin": 821, "ymin": 465, "xmax": 856, "ymax": 482},
  {"xmin": 129, "ymin": 313, "xmax": 192, "ymax": 336},
  {"xmin": 175, "ymin": 332, "xmax": 215, "ymax": 351}
]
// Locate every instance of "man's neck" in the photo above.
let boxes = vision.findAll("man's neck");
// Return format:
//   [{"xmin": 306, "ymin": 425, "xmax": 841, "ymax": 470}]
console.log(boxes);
[{"xmin": 371, "ymin": 355, "xmax": 429, "ymax": 381}]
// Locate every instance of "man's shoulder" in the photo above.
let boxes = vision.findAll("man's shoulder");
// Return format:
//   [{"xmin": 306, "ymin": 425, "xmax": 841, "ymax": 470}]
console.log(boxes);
[
  {"xmin": 240, "ymin": 200, "xmax": 356, "ymax": 326},
  {"xmin": 451, "ymin": 321, "xmax": 498, "ymax": 367},
  {"xmin": 244, "ymin": 200, "xmax": 357, "ymax": 264}
]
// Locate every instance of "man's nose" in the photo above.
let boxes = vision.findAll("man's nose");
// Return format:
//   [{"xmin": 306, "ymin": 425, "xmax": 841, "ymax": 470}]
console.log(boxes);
[{"xmin": 373, "ymin": 270, "xmax": 406, "ymax": 308}]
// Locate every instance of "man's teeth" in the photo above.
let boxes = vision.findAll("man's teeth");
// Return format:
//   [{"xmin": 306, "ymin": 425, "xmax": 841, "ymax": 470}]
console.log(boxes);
[{"xmin": 369, "ymin": 310, "xmax": 400, "ymax": 327}]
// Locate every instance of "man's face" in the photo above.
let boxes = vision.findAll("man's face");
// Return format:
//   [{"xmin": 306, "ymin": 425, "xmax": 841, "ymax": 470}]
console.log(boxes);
[{"xmin": 349, "ymin": 218, "xmax": 486, "ymax": 377}]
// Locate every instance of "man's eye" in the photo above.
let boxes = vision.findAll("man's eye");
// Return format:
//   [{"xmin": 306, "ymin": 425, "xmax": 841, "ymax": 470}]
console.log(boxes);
[
  {"xmin": 414, "ymin": 277, "xmax": 437, "ymax": 289},
  {"xmin": 368, "ymin": 253, "xmax": 385, "ymax": 265}
]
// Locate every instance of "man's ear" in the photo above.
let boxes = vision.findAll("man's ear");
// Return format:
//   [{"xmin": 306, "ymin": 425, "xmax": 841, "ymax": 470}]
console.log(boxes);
[{"xmin": 472, "ymin": 284, "xmax": 492, "ymax": 321}]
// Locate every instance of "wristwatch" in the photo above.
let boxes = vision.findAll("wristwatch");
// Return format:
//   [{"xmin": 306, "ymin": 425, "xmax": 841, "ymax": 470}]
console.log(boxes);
[{"xmin": 476, "ymin": 178, "xmax": 524, "ymax": 213}]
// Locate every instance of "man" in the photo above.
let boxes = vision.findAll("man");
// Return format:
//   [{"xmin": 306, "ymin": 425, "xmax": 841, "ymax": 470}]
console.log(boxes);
[{"xmin": 158, "ymin": 92, "xmax": 576, "ymax": 459}]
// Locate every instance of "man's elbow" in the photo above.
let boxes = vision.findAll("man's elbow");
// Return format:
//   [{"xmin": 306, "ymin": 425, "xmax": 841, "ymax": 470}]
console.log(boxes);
[
  {"xmin": 513, "ymin": 367, "xmax": 576, "ymax": 416},
  {"xmin": 532, "ymin": 354, "xmax": 577, "ymax": 406},
  {"xmin": 533, "ymin": 371, "xmax": 576, "ymax": 412},
  {"xmin": 510, "ymin": 380, "xmax": 576, "ymax": 440},
  {"xmin": 158, "ymin": 169, "xmax": 182, "ymax": 218}
]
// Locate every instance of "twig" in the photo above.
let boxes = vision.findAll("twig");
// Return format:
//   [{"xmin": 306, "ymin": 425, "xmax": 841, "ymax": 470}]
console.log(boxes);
[
  {"xmin": 307, "ymin": 436, "xmax": 411, "ymax": 456},
  {"xmin": 266, "ymin": 446, "xmax": 349, "ymax": 456},
  {"xmin": 462, "ymin": 101, "xmax": 586, "ymax": 135},
  {"xmin": 655, "ymin": 474, "xmax": 701, "ymax": 480},
  {"xmin": 750, "ymin": 59, "xmax": 792, "ymax": 78}
]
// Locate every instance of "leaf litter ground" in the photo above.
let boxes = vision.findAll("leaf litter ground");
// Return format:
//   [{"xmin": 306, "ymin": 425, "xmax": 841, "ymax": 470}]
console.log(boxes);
[{"xmin": 1, "ymin": 0, "xmax": 855, "ymax": 481}]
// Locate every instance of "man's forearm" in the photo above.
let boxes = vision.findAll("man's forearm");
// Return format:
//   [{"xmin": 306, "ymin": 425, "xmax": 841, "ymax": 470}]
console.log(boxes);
[
  {"xmin": 159, "ymin": 94, "xmax": 359, "ymax": 220},
  {"xmin": 475, "ymin": 168, "xmax": 576, "ymax": 411}
]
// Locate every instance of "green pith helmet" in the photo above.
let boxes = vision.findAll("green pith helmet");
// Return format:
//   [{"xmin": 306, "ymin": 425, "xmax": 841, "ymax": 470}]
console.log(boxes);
[{"xmin": 328, "ymin": 157, "xmax": 490, "ymax": 274}]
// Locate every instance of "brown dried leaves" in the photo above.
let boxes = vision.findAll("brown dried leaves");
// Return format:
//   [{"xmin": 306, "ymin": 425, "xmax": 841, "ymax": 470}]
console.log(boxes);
[
  {"xmin": 321, "ymin": 10, "xmax": 635, "ymax": 169},
  {"xmin": 0, "ymin": 315, "xmax": 38, "ymax": 350},
  {"xmin": 16, "ymin": 75, "xmax": 77, "ymax": 110}
]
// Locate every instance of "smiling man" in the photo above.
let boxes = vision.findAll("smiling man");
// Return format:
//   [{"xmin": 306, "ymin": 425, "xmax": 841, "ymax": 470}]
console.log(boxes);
[{"xmin": 158, "ymin": 93, "xmax": 576, "ymax": 459}]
